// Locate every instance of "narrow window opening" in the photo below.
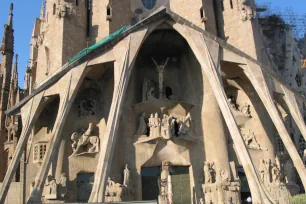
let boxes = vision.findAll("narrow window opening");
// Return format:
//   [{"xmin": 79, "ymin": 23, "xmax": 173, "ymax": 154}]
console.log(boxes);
[
  {"xmin": 45, "ymin": 46, "xmax": 50, "ymax": 75},
  {"xmin": 200, "ymin": 7, "xmax": 207, "ymax": 22},
  {"xmin": 230, "ymin": 0, "xmax": 233, "ymax": 9},
  {"xmin": 106, "ymin": 4, "xmax": 112, "ymax": 20},
  {"xmin": 76, "ymin": 0, "xmax": 79, "ymax": 6},
  {"xmin": 165, "ymin": 87, "xmax": 172, "ymax": 99},
  {"xmin": 86, "ymin": 0, "xmax": 92, "ymax": 37},
  {"xmin": 213, "ymin": 0, "xmax": 221, "ymax": 37},
  {"xmin": 53, "ymin": 4, "xmax": 56, "ymax": 15}
]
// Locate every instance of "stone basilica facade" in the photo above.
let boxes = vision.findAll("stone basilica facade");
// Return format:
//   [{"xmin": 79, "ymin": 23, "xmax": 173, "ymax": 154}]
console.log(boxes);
[{"xmin": 0, "ymin": 0, "xmax": 306, "ymax": 203}]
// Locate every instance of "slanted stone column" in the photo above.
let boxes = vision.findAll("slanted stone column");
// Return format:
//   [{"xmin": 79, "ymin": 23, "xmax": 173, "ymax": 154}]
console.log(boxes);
[{"xmin": 203, "ymin": 74, "xmax": 231, "ymax": 177}]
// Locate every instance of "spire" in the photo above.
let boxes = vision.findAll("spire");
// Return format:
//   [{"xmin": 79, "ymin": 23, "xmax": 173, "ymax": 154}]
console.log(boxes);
[
  {"xmin": 0, "ymin": 3, "xmax": 14, "ymax": 55},
  {"xmin": 12, "ymin": 54, "xmax": 18, "ymax": 89},
  {"xmin": 40, "ymin": 1, "xmax": 45, "ymax": 20},
  {"xmin": 8, "ymin": 3, "xmax": 13, "ymax": 28}
]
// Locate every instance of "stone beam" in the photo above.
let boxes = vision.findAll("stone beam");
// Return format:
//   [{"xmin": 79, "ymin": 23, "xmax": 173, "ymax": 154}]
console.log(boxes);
[
  {"xmin": 282, "ymin": 86, "xmax": 306, "ymax": 143},
  {"xmin": 244, "ymin": 59, "xmax": 306, "ymax": 189},
  {"xmin": 27, "ymin": 62, "xmax": 90, "ymax": 203},
  {"xmin": 88, "ymin": 31, "xmax": 146, "ymax": 203},
  {"xmin": 0, "ymin": 91, "xmax": 46, "ymax": 204},
  {"xmin": 170, "ymin": 21, "xmax": 275, "ymax": 203}
]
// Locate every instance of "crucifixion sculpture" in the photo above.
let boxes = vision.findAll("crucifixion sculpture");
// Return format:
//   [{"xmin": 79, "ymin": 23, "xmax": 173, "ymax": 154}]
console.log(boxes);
[{"xmin": 152, "ymin": 57, "xmax": 169, "ymax": 99}]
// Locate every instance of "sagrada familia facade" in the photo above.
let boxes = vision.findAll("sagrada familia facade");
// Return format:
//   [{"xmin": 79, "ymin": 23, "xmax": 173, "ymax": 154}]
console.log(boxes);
[{"xmin": 0, "ymin": 0, "xmax": 306, "ymax": 203}]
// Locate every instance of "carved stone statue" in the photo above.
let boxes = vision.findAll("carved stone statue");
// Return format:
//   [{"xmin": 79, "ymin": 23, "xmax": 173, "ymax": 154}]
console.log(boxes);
[
  {"xmin": 241, "ymin": 129, "xmax": 267, "ymax": 151},
  {"xmin": 70, "ymin": 123, "xmax": 99, "ymax": 156},
  {"xmin": 59, "ymin": 173, "xmax": 67, "ymax": 188},
  {"xmin": 271, "ymin": 165, "xmax": 281, "ymax": 184},
  {"xmin": 152, "ymin": 57, "xmax": 169, "ymax": 99},
  {"xmin": 136, "ymin": 113, "xmax": 147, "ymax": 136},
  {"xmin": 78, "ymin": 98, "xmax": 97, "ymax": 117},
  {"xmin": 149, "ymin": 113, "xmax": 160, "ymax": 138},
  {"xmin": 178, "ymin": 114, "xmax": 197, "ymax": 141},
  {"xmin": 218, "ymin": 168, "xmax": 230, "ymax": 183},
  {"xmin": 160, "ymin": 161, "xmax": 171, "ymax": 196},
  {"xmin": 123, "ymin": 164, "xmax": 132, "ymax": 187},
  {"xmin": 158, "ymin": 161, "xmax": 172, "ymax": 204},
  {"xmin": 161, "ymin": 114, "xmax": 172, "ymax": 140},
  {"xmin": 142, "ymin": 78, "xmax": 156, "ymax": 101},
  {"xmin": 44, "ymin": 175, "xmax": 57, "ymax": 200},
  {"xmin": 204, "ymin": 161, "xmax": 215, "ymax": 184},
  {"xmin": 240, "ymin": 103, "xmax": 251, "ymax": 117}
]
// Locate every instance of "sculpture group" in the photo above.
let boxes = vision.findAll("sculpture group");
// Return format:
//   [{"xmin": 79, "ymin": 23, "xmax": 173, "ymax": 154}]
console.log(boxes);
[
  {"xmin": 136, "ymin": 112, "xmax": 198, "ymax": 142},
  {"xmin": 42, "ymin": 173, "xmax": 67, "ymax": 201},
  {"xmin": 104, "ymin": 164, "xmax": 134, "ymax": 202}
]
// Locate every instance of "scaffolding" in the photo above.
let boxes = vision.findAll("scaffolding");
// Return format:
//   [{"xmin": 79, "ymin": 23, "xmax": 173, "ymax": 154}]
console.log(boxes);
[{"xmin": 256, "ymin": 2, "xmax": 306, "ymax": 40}]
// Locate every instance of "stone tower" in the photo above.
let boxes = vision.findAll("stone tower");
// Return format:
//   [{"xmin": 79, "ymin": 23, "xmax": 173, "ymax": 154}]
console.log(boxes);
[{"xmin": 0, "ymin": 3, "xmax": 14, "ymax": 181}]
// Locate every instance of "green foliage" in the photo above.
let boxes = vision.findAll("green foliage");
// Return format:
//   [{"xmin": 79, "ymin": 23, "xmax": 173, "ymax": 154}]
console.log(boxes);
[{"xmin": 291, "ymin": 194, "xmax": 306, "ymax": 204}]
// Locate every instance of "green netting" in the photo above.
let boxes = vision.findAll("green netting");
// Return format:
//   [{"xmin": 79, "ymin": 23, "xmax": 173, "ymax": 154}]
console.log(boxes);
[{"xmin": 68, "ymin": 26, "xmax": 129, "ymax": 64}]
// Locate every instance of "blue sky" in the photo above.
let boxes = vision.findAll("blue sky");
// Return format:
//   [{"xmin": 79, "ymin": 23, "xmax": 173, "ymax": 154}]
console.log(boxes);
[{"xmin": 0, "ymin": 0, "xmax": 305, "ymax": 88}]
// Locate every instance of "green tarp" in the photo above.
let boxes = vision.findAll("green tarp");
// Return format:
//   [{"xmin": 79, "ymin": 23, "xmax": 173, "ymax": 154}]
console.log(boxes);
[{"xmin": 68, "ymin": 26, "xmax": 129, "ymax": 64}]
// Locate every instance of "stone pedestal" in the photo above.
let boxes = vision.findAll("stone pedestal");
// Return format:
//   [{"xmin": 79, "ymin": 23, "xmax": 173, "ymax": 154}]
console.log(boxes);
[{"xmin": 203, "ymin": 182, "xmax": 241, "ymax": 204}]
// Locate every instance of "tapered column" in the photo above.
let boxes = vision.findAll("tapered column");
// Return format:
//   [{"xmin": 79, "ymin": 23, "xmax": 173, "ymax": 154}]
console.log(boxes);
[
  {"xmin": 203, "ymin": 73, "xmax": 231, "ymax": 176},
  {"xmin": 282, "ymin": 86, "xmax": 306, "ymax": 144},
  {"xmin": 244, "ymin": 59, "xmax": 306, "ymax": 190},
  {"xmin": 170, "ymin": 22, "xmax": 274, "ymax": 203},
  {"xmin": 27, "ymin": 62, "xmax": 90, "ymax": 203},
  {"xmin": 89, "ymin": 29, "xmax": 148, "ymax": 203},
  {"xmin": 0, "ymin": 92, "xmax": 46, "ymax": 204}
]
